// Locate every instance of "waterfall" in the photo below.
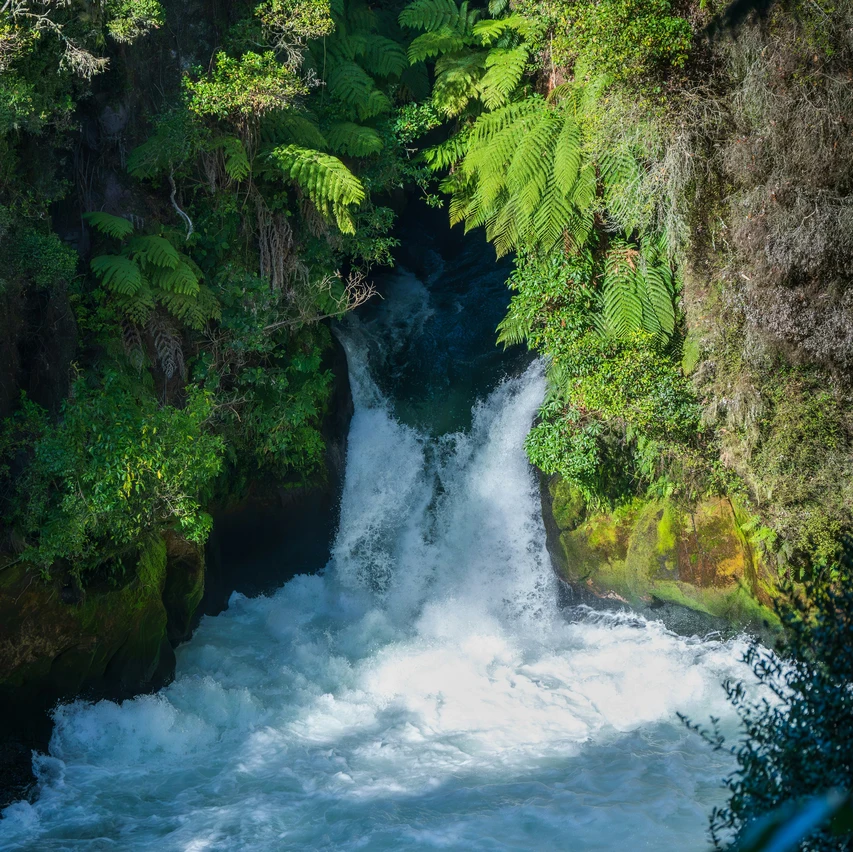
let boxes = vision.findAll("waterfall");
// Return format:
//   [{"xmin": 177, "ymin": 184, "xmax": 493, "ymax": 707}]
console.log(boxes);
[{"xmin": 1, "ymin": 268, "xmax": 749, "ymax": 852}]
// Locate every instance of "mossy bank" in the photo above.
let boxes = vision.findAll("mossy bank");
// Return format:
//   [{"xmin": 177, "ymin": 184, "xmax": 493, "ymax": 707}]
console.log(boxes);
[{"xmin": 541, "ymin": 473, "xmax": 781, "ymax": 638}]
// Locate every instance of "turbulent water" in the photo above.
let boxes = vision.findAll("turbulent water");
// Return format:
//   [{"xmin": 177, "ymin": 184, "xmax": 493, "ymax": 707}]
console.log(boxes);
[{"xmin": 1, "ymin": 260, "xmax": 751, "ymax": 852}]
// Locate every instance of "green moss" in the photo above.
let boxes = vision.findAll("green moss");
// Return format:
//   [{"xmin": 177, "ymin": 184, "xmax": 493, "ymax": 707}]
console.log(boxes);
[
  {"xmin": 546, "ymin": 487, "xmax": 782, "ymax": 631},
  {"xmin": 681, "ymin": 331, "xmax": 702, "ymax": 376},
  {"xmin": 656, "ymin": 503, "xmax": 678, "ymax": 554},
  {"xmin": 549, "ymin": 477, "xmax": 586, "ymax": 532}
]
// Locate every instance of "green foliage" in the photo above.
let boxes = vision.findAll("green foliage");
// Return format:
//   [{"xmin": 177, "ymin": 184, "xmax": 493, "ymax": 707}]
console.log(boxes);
[
  {"xmin": 326, "ymin": 121, "xmax": 383, "ymax": 156},
  {"xmin": 550, "ymin": 0, "xmax": 692, "ymax": 81},
  {"xmin": 86, "ymin": 214, "xmax": 216, "ymax": 328},
  {"xmin": 500, "ymin": 249, "xmax": 697, "ymax": 507},
  {"xmin": 2, "ymin": 376, "xmax": 224, "ymax": 577},
  {"xmin": 269, "ymin": 145, "xmax": 366, "ymax": 234},
  {"xmin": 105, "ymin": 0, "xmax": 164, "ymax": 44},
  {"xmin": 186, "ymin": 51, "xmax": 305, "ymax": 121},
  {"xmin": 685, "ymin": 576, "xmax": 853, "ymax": 851},
  {"xmin": 83, "ymin": 212, "xmax": 135, "ymax": 240},
  {"xmin": 601, "ymin": 234, "xmax": 676, "ymax": 339},
  {"xmin": 7, "ymin": 225, "xmax": 78, "ymax": 289},
  {"xmin": 447, "ymin": 94, "xmax": 595, "ymax": 256},
  {"xmin": 255, "ymin": 0, "xmax": 334, "ymax": 45},
  {"xmin": 195, "ymin": 271, "xmax": 334, "ymax": 483}
]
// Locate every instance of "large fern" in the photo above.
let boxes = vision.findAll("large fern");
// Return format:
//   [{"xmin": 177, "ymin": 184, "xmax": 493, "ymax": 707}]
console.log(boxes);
[
  {"xmin": 269, "ymin": 145, "xmax": 366, "ymax": 234},
  {"xmin": 326, "ymin": 122, "xmax": 384, "ymax": 156},
  {"xmin": 446, "ymin": 96, "xmax": 596, "ymax": 256},
  {"xmin": 84, "ymin": 211, "xmax": 135, "ymax": 240},
  {"xmin": 87, "ymin": 215, "xmax": 213, "ymax": 326},
  {"xmin": 601, "ymin": 235, "xmax": 675, "ymax": 339}
]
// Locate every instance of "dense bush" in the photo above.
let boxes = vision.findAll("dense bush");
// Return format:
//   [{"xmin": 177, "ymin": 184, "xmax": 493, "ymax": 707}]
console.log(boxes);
[
  {"xmin": 1, "ymin": 374, "xmax": 223, "ymax": 578},
  {"xmin": 686, "ymin": 574, "xmax": 853, "ymax": 851}
]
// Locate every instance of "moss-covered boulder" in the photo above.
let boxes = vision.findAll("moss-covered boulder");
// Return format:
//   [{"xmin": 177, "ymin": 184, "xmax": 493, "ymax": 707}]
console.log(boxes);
[
  {"xmin": 542, "ymin": 474, "xmax": 781, "ymax": 632},
  {"xmin": 0, "ymin": 537, "xmax": 170, "ymax": 709}
]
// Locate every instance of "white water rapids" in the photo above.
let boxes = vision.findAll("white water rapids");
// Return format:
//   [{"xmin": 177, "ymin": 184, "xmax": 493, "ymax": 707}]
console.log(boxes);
[{"xmin": 1, "ymin": 274, "xmax": 751, "ymax": 851}]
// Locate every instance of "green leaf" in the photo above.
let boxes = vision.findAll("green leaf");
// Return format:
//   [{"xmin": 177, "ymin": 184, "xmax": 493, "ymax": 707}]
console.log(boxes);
[
  {"xmin": 325, "ymin": 122, "xmax": 384, "ymax": 157},
  {"xmin": 83, "ymin": 212, "xmax": 135, "ymax": 240},
  {"xmin": 90, "ymin": 254, "xmax": 144, "ymax": 295}
]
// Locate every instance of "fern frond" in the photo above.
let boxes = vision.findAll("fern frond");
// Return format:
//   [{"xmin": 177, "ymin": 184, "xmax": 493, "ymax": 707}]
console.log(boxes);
[
  {"xmin": 472, "ymin": 14, "xmax": 532, "ymax": 45},
  {"xmin": 84, "ymin": 212, "xmax": 134, "ymax": 240},
  {"xmin": 129, "ymin": 235, "xmax": 180, "ymax": 270},
  {"xmin": 432, "ymin": 50, "xmax": 486, "ymax": 116},
  {"xmin": 157, "ymin": 285, "xmax": 221, "ymax": 330},
  {"xmin": 262, "ymin": 111, "xmax": 328, "ymax": 149},
  {"xmin": 150, "ymin": 260, "xmax": 200, "ymax": 296},
  {"xmin": 91, "ymin": 254, "xmax": 144, "ymax": 296},
  {"xmin": 399, "ymin": 0, "xmax": 465, "ymax": 32},
  {"xmin": 479, "ymin": 45, "xmax": 529, "ymax": 109},
  {"xmin": 359, "ymin": 34, "xmax": 408, "ymax": 77},
  {"xmin": 407, "ymin": 28, "xmax": 466, "ymax": 63},
  {"xmin": 270, "ymin": 145, "xmax": 366, "ymax": 234},
  {"xmin": 211, "ymin": 136, "xmax": 251, "ymax": 181},
  {"xmin": 114, "ymin": 283, "xmax": 155, "ymax": 326},
  {"xmin": 326, "ymin": 122, "xmax": 384, "ymax": 157},
  {"xmin": 423, "ymin": 129, "xmax": 470, "ymax": 170},
  {"xmin": 399, "ymin": 62, "xmax": 431, "ymax": 101}
]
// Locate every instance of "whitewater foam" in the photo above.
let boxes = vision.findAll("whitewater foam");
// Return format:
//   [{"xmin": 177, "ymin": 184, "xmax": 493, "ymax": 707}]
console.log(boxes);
[{"xmin": 1, "ymin": 281, "xmax": 749, "ymax": 851}]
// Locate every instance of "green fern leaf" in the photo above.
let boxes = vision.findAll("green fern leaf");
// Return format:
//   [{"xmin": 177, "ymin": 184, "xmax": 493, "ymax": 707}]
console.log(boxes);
[
  {"xmin": 128, "ymin": 236, "xmax": 180, "ymax": 270},
  {"xmin": 212, "ymin": 136, "xmax": 251, "ymax": 181},
  {"xmin": 479, "ymin": 45, "xmax": 529, "ymax": 109},
  {"xmin": 84, "ymin": 212, "xmax": 135, "ymax": 240},
  {"xmin": 262, "ymin": 112, "xmax": 328, "ymax": 149},
  {"xmin": 326, "ymin": 122, "xmax": 384, "ymax": 156},
  {"xmin": 359, "ymin": 34, "xmax": 408, "ymax": 77},
  {"xmin": 91, "ymin": 254, "xmax": 144, "ymax": 296},
  {"xmin": 157, "ymin": 285, "xmax": 220, "ymax": 330},
  {"xmin": 408, "ymin": 28, "xmax": 466, "ymax": 63},
  {"xmin": 472, "ymin": 14, "xmax": 532, "ymax": 45},
  {"xmin": 114, "ymin": 283, "xmax": 155, "ymax": 326},
  {"xmin": 270, "ymin": 145, "xmax": 366, "ymax": 234},
  {"xmin": 399, "ymin": 0, "xmax": 465, "ymax": 32},
  {"xmin": 150, "ymin": 260, "xmax": 200, "ymax": 296},
  {"xmin": 432, "ymin": 50, "xmax": 486, "ymax": 116}
]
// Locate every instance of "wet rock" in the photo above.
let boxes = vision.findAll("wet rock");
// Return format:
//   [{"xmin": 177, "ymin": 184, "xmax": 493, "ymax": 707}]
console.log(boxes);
[{"xmin": 541, "ymin": 473, "xmax": 781, "ymax": 636}]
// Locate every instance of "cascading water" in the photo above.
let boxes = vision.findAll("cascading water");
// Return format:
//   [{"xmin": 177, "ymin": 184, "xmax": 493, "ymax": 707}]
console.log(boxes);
[{"xmin": 1, "ymin": 260, "xmax": 750, "ymax": 852}]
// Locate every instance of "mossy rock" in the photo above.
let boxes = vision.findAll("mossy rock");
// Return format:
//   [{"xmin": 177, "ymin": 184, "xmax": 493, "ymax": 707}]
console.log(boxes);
[
  {"xmin": 0, "ymin": 536, "xmax": 170, "ymax": 707},
  {"xmin": 544, "ymin": 475, "xmax": 780, "ymax": 632},
  {"xmin": 162, "ymin": 531, "xmax": 205, "ymax": 645}
]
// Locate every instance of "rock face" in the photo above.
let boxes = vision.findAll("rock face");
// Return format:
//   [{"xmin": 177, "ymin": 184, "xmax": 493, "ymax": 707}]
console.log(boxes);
[
  {"xmin": 0, "ymin": 535, "xmax": 199, "ymax": 717},
  {"xmin": 541, "ymin": 474, "xmax": 780, "ymax": 633}
]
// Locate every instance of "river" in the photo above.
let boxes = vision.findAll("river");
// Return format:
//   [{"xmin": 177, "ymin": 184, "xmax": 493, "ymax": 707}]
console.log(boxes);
[{"xmin": 1, "ymin": 220, "xmax": 749, "ymax": 851}]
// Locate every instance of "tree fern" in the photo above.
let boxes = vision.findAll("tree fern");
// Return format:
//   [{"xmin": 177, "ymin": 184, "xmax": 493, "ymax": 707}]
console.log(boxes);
[
  {"xmin": 91, "ymin": 254, "xmax": 145, "ymax": 295},
  {"xmin": 84, "ymin": 212, "xmax": 135, "ymax": 240},
  {"xmin": 114, "ymin": 284, "xmax": 156, "ymax": 327},
  {"xmin": 432, "ymin": 51, "xmax": 486, "ymax": 116},
  {"xmin": 601, "ymin": 235, "xmax": 675, "ymax": 339},
  {"xmin": 326, "ymin": 122, "xmax": 383, "ymax": 156},
  {"xmin": 448, "ymin": 97, "xmax": 596, "ymax": 256},
  {"xmin": 399, "ymin": 0, "xmax": 476, "ymax": 33},
  {"xmin": 270, "ymin": 144, "xmax": 366, "ymax": 234},
  {"xmin": 261, "ymin": 111, "xmax": 328, "ymax": 149},
  {"xmin": 128, "ymin": 235, "xmax": 180, "ymax": 269},
  {"xmin": 150, "ymin": 261, "xmax": 200, "ymax": 297},
  {"xmin": 471, "ymin": 14, "xmax": 531, "ymax": 44},
  {"xmin": 407, "ymin": 28, "xmax": 467, "ymax": 63},
  {"xmin": 158, "ymin": 285, "xmax": 220, "ymax": 330},
  {"xmin": 359, "ymin": 34, "xmax": 408, "ymax": 78},
  {"xmin": 479, "ymin": 45, "xmax": 529, "ymax": 109}
]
